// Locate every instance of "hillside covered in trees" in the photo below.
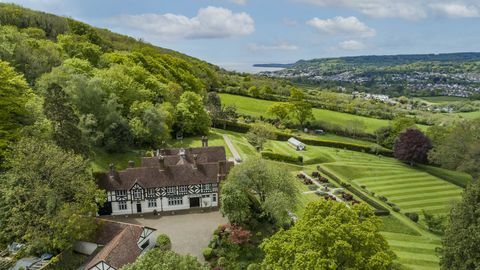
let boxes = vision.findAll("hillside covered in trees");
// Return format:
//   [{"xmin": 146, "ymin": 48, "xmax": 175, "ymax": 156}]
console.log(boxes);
[{"xmin": 0, "ymin": 3, "xmax": 292, "ymax": 160}]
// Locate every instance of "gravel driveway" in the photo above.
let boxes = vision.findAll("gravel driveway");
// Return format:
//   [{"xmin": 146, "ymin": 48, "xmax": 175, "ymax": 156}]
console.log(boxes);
[{"xmin": 105, "ymin": 211, "xmax": 227, "ymax": 261}]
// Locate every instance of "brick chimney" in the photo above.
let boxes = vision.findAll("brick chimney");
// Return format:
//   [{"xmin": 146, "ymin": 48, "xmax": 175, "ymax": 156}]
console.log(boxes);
[
  {"xmin": 217, "ymin": 160, "xmax": 226, "ymax": 181},
  {"xmin": 193, "ymin": 154, "xmax": 198, "ymax": 169},
  {"xmin": 109, "ymin": 163, "xmax": 115, "ymax": 179},
  {"xmin": 158, "ymin": 155, "xmax": 165, "ymax": 170},
  {"xmin": 202, "ymin": 136, "xmax": 208, "ymax": 147},
  {"xmin": 128, "ymin": 160, "xmax": 135, "ymax": 168}
]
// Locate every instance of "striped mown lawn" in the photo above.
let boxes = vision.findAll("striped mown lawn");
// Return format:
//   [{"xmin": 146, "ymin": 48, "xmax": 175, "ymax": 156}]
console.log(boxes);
[
  {"xmin": 263, "ymin": 139, "xmax": 465, "ymax": 270},
  {"xmin": 323, "ymin": 162, "xmax": 462, "ymax": 217},
  {"xmin": 382, "ymin": 232, "xmax": 441, "ymax": 270}
]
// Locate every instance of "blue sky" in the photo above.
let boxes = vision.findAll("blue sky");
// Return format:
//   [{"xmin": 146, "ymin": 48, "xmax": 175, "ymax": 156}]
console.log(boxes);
[{"xmin": 3, "ymin": 0, "xmax": 480, "ymax": 71}]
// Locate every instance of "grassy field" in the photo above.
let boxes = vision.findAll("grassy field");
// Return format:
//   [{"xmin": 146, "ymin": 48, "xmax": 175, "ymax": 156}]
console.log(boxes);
[
  {"xmin": 419, "ymin": 96, "xmax": 469, "ymax": 103},
  {"xmin": 220, "ymin": 93, "xmax": 391, "ymax": 133},
  {"xmin": 453, "ymin": 110, "xmax": 480, "ymax": 119}
]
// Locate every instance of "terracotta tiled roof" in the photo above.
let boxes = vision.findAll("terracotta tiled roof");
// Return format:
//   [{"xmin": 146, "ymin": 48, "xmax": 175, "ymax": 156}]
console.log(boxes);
[
  {"xmin": 85, "ymin": 219, "xmax": 152, "ymax": 270},
  {"xmin": 97, "ymin": 146, "xmax": 233, "ymax": 191}
]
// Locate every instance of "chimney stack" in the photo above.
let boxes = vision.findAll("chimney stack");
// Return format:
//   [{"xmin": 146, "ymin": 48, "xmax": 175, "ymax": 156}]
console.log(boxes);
[
  {"xmin": 128, "ymin": 160, "xmax": 135, "ymax": 168},
  {"xmin": 202, "ymin": 136, "xmax": 209, "ymax": 147},
  {"xmin": 193, "ymin": 154, "xmax": 198, "ymax": 169},
  {"xmin": 158, "ymin": 155, "xmax": 165, "ymax": 170},
  {"xmin": 109, "ymin": 163, "xmax": 115, "ymax": 175},
  {"xmin": 156, "ymin": 149, "xmax": 160, "ymax": 156}
]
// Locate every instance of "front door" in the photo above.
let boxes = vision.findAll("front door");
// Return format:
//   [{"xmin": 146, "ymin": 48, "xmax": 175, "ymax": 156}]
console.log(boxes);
[
  {"xmin": 136, "ymin": 202, "xmax": 142, "ymax": 213},
  {"xmin": 189, "ymin": 197, "xmax": 200, "ymax": 208}
]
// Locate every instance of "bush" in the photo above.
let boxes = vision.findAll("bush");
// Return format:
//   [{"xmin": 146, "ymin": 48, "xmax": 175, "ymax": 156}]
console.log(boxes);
[
  {"xmin": 156, "ymin": 234, "xmax": 171, "ymax": 250},
  {"xmin": 379, "ymin": 196, "xmax": 388, "ymax": 202},
  {"xmin": 203, "ymin": 247, "xmax": 213, "ymax": 260},
  {"xmin": 393, "ymin": 206, "xmax": 401, "ymax": 212},
  {"xmin": 217, "ymin": 257, "xmax": 227, "ymax": 267},
  {"xmin": 405, "ymin": 212, "xmax": 419, "ymax": 223},
  {"xmin": 247, "ymin": 263, "xmax": 261, "ymax": 270},
  {"xmin": 261, "ymin": 151, "xmax": 302, "ymax": 164},
  {"xmin": 360, "ymin": 185, "xmax": 366, "ymax": 189},
  {"xmin": 387, "ymin": 202, "xmax": 396, "ymax": 207}
]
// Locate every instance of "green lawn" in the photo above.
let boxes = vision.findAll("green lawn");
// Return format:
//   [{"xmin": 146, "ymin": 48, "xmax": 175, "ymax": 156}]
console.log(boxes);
[
  {"xmin": 219, "ymin": 93, "xmax": 391, "ymax": 133},
  {"xmin": 452, "ymin": 110, "xmax": 480, "ymax": 119},
  {"xmin": 420, "ymin": 96, "xmax": 469, "ymax": 103},
  {"xmin": 260, "ymin": 139, "xmax": 465, "ymax": 270}
]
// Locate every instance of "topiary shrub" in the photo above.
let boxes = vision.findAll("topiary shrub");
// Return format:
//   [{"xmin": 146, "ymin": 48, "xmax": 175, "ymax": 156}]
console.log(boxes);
[
  {"xmin": 405, "ymin": 212, "xmax": 419, "ymax": 223},
  {"xmin": 203, "ymin": 247, "xmax": 213, "ymax": 260},
  {"xmin": 387, "ymin": 202, "xmax": 396, "ymax": 207},
  {"xmin": 393, "ymin": 206, "xmax": 401, "ymax": 212},
  {"xmin": 379, "ymin": 196, "xmax": 388, "ymax": 202},
  {"xmin": 156, "ymin": 234, "xmax": 171, "ymax": 250},
  {"xmin": 360, "ymin": 185, "xmax": 366, "ymax": 189}
]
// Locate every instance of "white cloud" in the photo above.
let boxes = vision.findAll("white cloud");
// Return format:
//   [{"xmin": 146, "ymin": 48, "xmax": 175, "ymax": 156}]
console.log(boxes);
[
  {"xmin": 298, "ymin": 0, "xmax": 480, "ymax": 20},
  {"xmin": 430, "ymin": 3, "xmax": 480, "ymax": 18},
  {"xmin": 227, "ymin": 0, "xmax": 247, "ymax": 5},
  {"xmin": 339, "ymin": 40, "xmax": 365, "ymax": 50},
  {"xmin": 248, "ymin": 42, "xmax": 299, "ymax": 51},
  {"xmin": 298, "ymin": 0, "xmax": 427, "ymax": 20},
  {"xmin": 108, "ymin": 6, "xmax": 255, "ymax": 39},
  {"xmin": 307, "ymin": 16, "xmax": 376, "ymax": 37}
]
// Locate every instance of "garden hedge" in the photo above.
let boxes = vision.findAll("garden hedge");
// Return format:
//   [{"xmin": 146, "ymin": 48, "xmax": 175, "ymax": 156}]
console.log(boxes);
[
  {"xmin": 317, "ymin": 165, "xmax": 390, "ymax": 216},
  {"xmin": 261, "ymin": 151, "xmax": 303, "ymax": 164}
]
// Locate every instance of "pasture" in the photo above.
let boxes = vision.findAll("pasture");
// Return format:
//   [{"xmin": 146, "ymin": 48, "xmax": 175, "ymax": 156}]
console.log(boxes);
[{"xmin": 219, "ymin": 93, "xmax": 391, "ymax": 133}]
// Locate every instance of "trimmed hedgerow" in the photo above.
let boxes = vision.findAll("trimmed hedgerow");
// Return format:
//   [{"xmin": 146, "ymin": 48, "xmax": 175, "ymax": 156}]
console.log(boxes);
[{"xmin": 261, "ymin": 151, "xmax": 303, "ymax": 164}]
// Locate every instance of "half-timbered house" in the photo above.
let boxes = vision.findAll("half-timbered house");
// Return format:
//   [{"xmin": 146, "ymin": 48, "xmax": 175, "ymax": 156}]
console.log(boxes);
[{"xmin": 97, "ymin": 138, "xmax": 233, "ymax": 215}]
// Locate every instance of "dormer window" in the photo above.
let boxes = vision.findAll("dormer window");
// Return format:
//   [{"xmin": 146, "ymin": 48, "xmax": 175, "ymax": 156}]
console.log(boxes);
[{"xmin": 167, "ymin": 186, "xmax": 176, "ymax": 195}]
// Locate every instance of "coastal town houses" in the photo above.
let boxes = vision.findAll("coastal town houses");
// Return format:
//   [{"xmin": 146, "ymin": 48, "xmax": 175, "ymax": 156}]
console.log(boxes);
[{"xmin": 97, "ymin": 137, "xmax": 234, "ymax": 216}]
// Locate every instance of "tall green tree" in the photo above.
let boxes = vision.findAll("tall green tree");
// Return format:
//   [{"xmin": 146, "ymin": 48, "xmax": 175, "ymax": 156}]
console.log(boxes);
[
  {"xmin": 261, "ymin": 200, "xmax": 397, "ymax": 270},
  {"xmin": 0, "ymin": 60, "xmax": 32, "ymax": 160},
  {"xmin": 0, "ymin": 138, "xmax": 104, "ymax": 253},
  {"xmin": 246, "ymin": 122, "xmax": 277, "ymax": 151},
  {"xmin": 129, "ymin": 101, "xmax": 171, "ymax": 147},
  {"xmin": 220, "ymin": 157, "xmax": 298, "ymax": 226},
  {"xmin": 122, "ymin": 249, "xmax": 207, "ymax": 270},
  {"xmin": 288, "ymin": 88, "xmax": 313, "ymax": 127},
  {"xmin": 441, "ymin": 180, "xmax": 480, "ymax": 269},
  {"xmin": 175, "ymin": 91, "xmax": 211, "ymax": 135},
  {"xmin": 267, "ymin": 102, "xmax": 291, "ymax": 123},
  {"xmin": 429, "ymin": 119, "xmax": 480, "ymax": 179},
  {"xmin": 43, "ymin": 83, "xmax": 88, "ymax": 156}
]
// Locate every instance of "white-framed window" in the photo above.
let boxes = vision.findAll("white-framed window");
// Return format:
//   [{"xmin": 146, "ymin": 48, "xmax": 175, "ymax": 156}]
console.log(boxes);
[
  {"xmin": 167, "ymin": 186, "xmax": 176, "ymax": 195},
  {"xmin": 118, "ymin": 201, "xmax": 128, "ymax": 210},
  {"xmin": 203, "ymin": 183, "xmax": 212, "ymax": 192},
  {"xmin": 133, "ymin": 189, "xmax": 143, "ymax": 200},
  {"xmin": 168, "ymin": 196, "xmax": 183, "ymax": 206},
  {"xmin": 202, "ymin": 194, "xmax": 210, "ymax": 198},
  {"xmin": 179, "ymin": 186, "xmax": 188, "ymax": 194},
  {"xmin": 148, "ymin": 198, "xmax": 157, "ymax": 208},
  {"xmin": 212, "ymin": 193, "xmax": 217, "ymax": 202},
  {"xmin": 147, "ymin": 188, "xmax": 155, "ymax": 196}
]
